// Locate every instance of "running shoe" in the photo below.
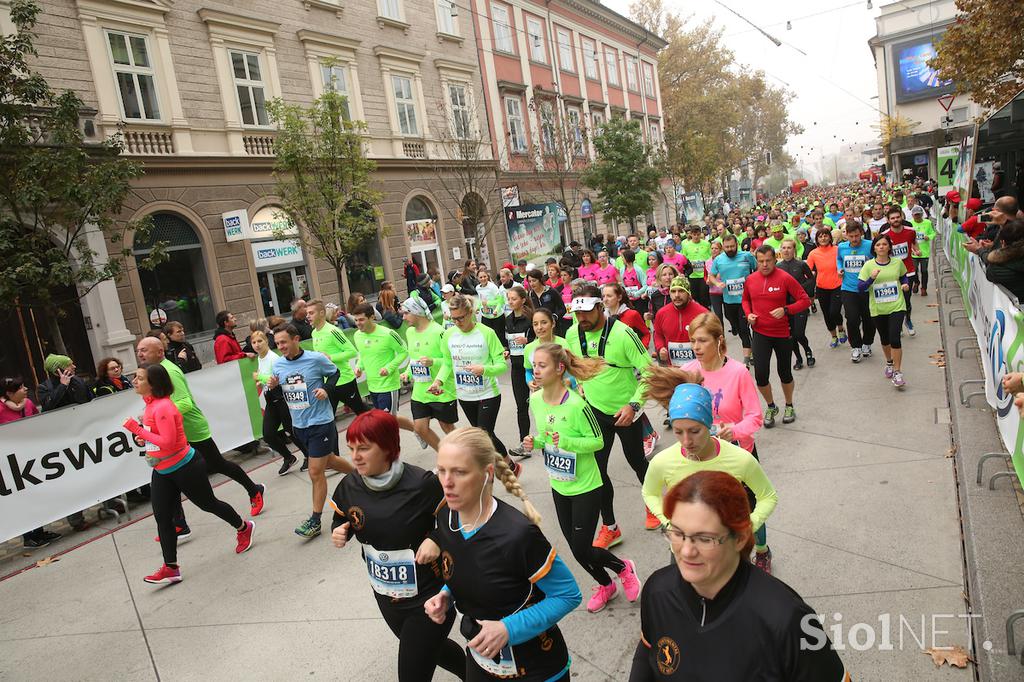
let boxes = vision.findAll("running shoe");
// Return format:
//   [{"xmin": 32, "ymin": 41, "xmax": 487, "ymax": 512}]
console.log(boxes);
[
  {"xmin": 23, "ymin": 536, "xmax": 50, "ymax": 550},
  {"xmin": 642, "ymin": 428, "xmax": 660, "ymax": 459},
  {"xmin": 851, "ymin": 348, "xmax": 862, "ymax": 363},
  {"xmin": 618, "ymin": 559, "xmax": 642, "ymax": 601},
  {"xmin": 763, "ymin": 405, "xmax": 779, "ymax": 428},
  {"xmin": 862, "ymin": 344, "xmax": 873, "ymax": 357},
  {"xmin": 892, "ymin": 371, "xmax": 906, "ymax": 389},
  {"xmin": 806, "ymin": 352, "xmax": 816, "ymax": 368},
  {"xmin": 810, "ymin": 302, "xmax": 818, "ymax": 314},
  {"xmin": 586, "ymin": 582, "xmax": 618, "ymax": 613},
  {"xmin": 884, "ymin": 363, "xmax": 895, "ymax": 379},
  {"xmin": 753, "ymin": 548, "xmax": 773, "ymax": 575},
  {"xmin": 415, "ymin": 432, "xmax": 429, "ymax": 450},
  {"xmin": 907, "ymin": 324, "xmax": 917, "ymax": 337},
  {"xmin": 829, "ymin": 337, "xmax": 839, "ymax": 349},
  {"xmin": 511, "ymin": 459, "xmax": 523, "ymax": 479},
  {"xmin": 250, "ymin": 484, "xmax": 265, "ymax": 517},
  {"xmin": 593, "ymin": 525, "xmax": 622, "ymax": 549},
  {"xmin": 144, "ymin": 564, "xmax": 182, "ymax": 585},
  {"xmin": 278, "ymin": 455, "xmax": 297, "ymax": 476},
  {"xmin": 295, "ymin": 517, "xmax": 322, "ymax": 539},
  {"xmin": 41, "ymin": 530, "xmax": 63, "ymax": 543},
  {"xmin": 793, "ymin": 358, "xmax": 803, "ymax": 371},
  {"xmin": 645, "ymin": 507, "xmax": 661, "ymax": 530},
  {"xmin": 236, "ymin": 520, "xmax": 255, "ymax": 554},
  {"xmin": 744, "ymin": 356, "xmax": 754, "ymax": 369},
  {"xmin": 154, "ymin": 526, "xmax": 192, "ymax": 543},
  {"xmin": 782, "ymin": 405, "xmax": 796, "ymax": 424},
  {"xmin": 300, "ymin": 457, "xmax": 309, "ymax": 472},
  {"xmin": 921, "ymin": 288, "xmax": 928, "ymax": 297},
  {"xmin": 837, "ymin": 330, "xmax": 848, "ymax": 344}
]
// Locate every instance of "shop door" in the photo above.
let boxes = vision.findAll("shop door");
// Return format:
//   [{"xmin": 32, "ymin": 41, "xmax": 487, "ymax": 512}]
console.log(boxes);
[
  {"xmin": 413, "ymin": 247, "xmax": 443, "ymax": 286},
  {"xmin": 256, "ymin": 267, "xmax": 307, "ymax": 317}
]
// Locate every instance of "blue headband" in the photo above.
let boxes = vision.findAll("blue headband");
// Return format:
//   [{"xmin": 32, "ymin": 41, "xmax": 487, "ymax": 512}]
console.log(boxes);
[{"xmin": 667, "ymin": 384, "xmax": 713, "ymax": 428}]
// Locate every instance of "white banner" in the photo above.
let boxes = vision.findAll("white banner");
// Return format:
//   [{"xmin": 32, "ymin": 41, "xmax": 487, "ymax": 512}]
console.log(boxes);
[{"xmin": 0, "ymin": 363, "xmax": 255, "ymax": 541}]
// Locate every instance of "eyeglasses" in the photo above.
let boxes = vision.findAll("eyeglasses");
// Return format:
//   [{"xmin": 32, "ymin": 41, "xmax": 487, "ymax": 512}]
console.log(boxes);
[
  {"xmin": 450, "ymin": 313, "xmax": 469, "ymax": 323},
  {"xmin": 660, "ymin": 525, "xmax": 731, "ymax": 548}
]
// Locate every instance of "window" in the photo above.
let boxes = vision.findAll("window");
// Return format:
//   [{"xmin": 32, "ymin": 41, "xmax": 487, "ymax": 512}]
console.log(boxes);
[
  {"xmin": 527, "ymin": 17, "xmax": 545, "ymax": 63},
  {"xmin": 649, "ymin": 123, "xmax": 660, "ymax": 146},
  {"xmin": 134, "ymin": 213, "xmax": 216, "ymax": 334},
  {"xmin": 106, "ymin": 31, "xmax": 160, "ymax": 121},
  {"xmin": 556, "ymin": 29, "xmax": 574, "ymax": 72},
  {"xmin": 379, "ymin": 0, "xmax": 402, "ymax": 20},
  {"xmin": 582, "ymin": 39, "xmax": 598, "ymax": 80},
  {"xmin": 567, "ymin": 107, "xmax": 583, "ymax": 157},
  {"xmin": 626, "ymin": 56, "xmax": 639, "ymax": 91},
  {"xmin": 230, "ymin": 50, "xmax": 269, "ymax": 126},
  {"xmin": 406, "ymin": 196, "xmax": 441, "ymax": 279},
  {"xmin": 436, "ymin": 0, "xmax": 457, "ymax": 35},
  {"xmin": 449, "ymin": 83, "xmax": 471, "ymax": 139},
  {"xmin": 592, "ymin": 111, "xmax": 604, "ymax": 135},
  {"xmin": 491, "ymin": 4, "xmax": 514, "ymax": 54},
  {"xmin": 320, "ymin": 63, "xmax": 351, "ymax": 120},
  {"xmin": 604, "ymin": 49, "xmax": 619, "ymax": 86},
  {"xmin": 392, "ymin": 75, "xmax": 418, "ymax": 135},
  {"xmin": 505, "ymin": 96, "xmax": 526, "ymax": 153},
  {"xmin": 643, "ymin": 63, "xmax": 655, "ymax": 96},
  {"xmin": 540, "ymin": 101, "xmax": 555, "ymax": 154}
]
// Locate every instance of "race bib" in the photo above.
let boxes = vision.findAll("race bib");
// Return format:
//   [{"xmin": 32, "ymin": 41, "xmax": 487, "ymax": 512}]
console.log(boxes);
[
  {"xmin": 480, "ymin": 304, "xmax": 495, "ymax": 317},
  {"xmin": 282, "ymin": 374, "xmax": 310, "ymax": 410},
  {"xmin": 409, "ymin": 362, "xmax": 432, "ymax": 383},
  {"xmin": 872, "ymin": 281, "xmax": 899, "ymax": 304},
  {"xmin": 145, "ymin": 439, "xmax": 160, "ymax": 453},
  {"xmin": 726, "ymin": 278, "xmax": 745, "ymax": 296},
  {"xmin": 915, "ymin": 232, "xmax": 927, "ymax": 243},
  {"xmin": 668, "ymin": 341, "xmax": 694, "ymax": 367},
  {"xmin": 543, "ymin": 445, "xmax": 577, "ymax": 481},
  {"xmin": 363, "ymin": 545, "xmax": 417, "ymax": 598},
  {"xmin": 691, "ymin": 260, "xmax": 705, "ymax": 275},
  {"xmin": 505, "ymin": 333, "xmax": 526, "ymax": 356},
  {"xmin": 470, "ymin": 644, "xmax": 517, "ymax": 677},
  {"xmin": 843, "ymin": 255, "xmax": 865, "ymax": 272},
  {"xmin": 625, "ymin": 286, "xmax": 641, "ymax": 298},
  {"xmin": 891, "ymin": 241, "xmax": 909, "ymax": 260},
  {"xmin": 456, "ymin": 370, "xmax": 484, "ymax": 388}
]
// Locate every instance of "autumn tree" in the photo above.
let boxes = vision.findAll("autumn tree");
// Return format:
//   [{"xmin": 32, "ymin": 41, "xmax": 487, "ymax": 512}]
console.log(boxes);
[
  {"xmin": 267, "ymin": 81, "xmax": 384, "ymax": 297},
  {"xmin": 929, "ymin": 0, "xmax": 1024, "ymax": 110},
  {"xmin": 731, "ymin": 71, "xmax": 803, "ymax": 187},
  {"xmin": 581, "ymin": 117, "xmax": 661, "ymax": 230}
]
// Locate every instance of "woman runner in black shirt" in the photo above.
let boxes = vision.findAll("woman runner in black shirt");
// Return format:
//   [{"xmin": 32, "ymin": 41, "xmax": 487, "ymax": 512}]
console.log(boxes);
[{"xmin": 330, "ymin": 410, "xmax": 466, "ymax": 681}]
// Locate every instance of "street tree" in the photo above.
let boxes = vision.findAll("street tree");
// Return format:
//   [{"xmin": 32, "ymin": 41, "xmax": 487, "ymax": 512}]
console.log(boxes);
[
  {"xmin": 267, "ymin": 78, "xmax": 384, "ymax": 298},
  {"xmin": 929, "ymin": 0, "xmax": 1024, "ymax": 111},
  {"xmin": 581, "ymin": 117, "xmax": 660, "ymax": 230},
  {"xmin": 525, "ymin": 90, "xmax": 588, "ymax": 240}
]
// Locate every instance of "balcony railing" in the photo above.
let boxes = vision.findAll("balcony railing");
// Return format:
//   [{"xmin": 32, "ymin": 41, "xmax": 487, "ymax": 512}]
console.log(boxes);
[
  {"xmin": 121, "ymin": 127, "xmax": 175, "ymax": 155},
  {"xmin": 402, "ymin": 139, "xmax": 426, "ymax": 159},
  {"xmin": 243, "ymin": 134, "xmax": 276, "ymax": 156},
  {"xmin": 21, "ymin": 106, "xmax": 100, "ymax": 146}
]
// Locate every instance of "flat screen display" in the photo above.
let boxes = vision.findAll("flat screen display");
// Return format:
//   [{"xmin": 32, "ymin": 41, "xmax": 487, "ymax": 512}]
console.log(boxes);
[{"xmin": 893, "ymin": 38, "xmax": 954, "ymax": 103}]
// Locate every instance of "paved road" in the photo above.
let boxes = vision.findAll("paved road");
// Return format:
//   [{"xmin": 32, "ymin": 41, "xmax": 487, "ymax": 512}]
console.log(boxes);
[{"xmin": 0, "ymin": 305, "xmax": 971, "ymax": 681}]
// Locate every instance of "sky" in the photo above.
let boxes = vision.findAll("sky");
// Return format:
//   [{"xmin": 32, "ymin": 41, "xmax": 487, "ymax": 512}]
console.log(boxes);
[{"xmin": 604, "ymin": 0, "xmax": 888, "ymax": 178}]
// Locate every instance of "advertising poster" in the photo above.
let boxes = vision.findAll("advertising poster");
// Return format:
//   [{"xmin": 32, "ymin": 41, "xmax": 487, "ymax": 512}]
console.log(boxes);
[
  {"xmin": 682, "ymin": 192, "xmax": 705, "ymax": 224},
  {"xmin": 406, "ymin": 218, "xmax": 438, "ymax": 248},
  {"xmin": 974, "ymin": 161, "xmax": 995, "ymax": 204},
  {"xmin": 505, "ymin": 202, "xmax": 562, "ymax": 264},
  {"xmin": 893, "ymin": 39, "xmax": 954, "ymax": 103}
]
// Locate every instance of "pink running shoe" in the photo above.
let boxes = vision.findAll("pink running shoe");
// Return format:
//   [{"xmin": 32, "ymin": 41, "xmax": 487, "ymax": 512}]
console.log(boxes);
[
  {"xmin": 618, "ymin": 559, "xmax": 641, "ymax": 601},
  {"xmin": 236, "ymin": 520, "xmax": 255, "ymax": 554},
  {"xmin": 144, "ymin": 564, "xmax": 182, "ymax": 585},
  {"xmin": 586, "ymin": 582, "xmax": 618, "ymax": 613}
]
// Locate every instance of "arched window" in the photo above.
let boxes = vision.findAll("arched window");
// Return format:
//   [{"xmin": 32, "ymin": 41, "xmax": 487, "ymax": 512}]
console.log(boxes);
[
  {"xmin": 405, "ymin": 195, "xmax": 442, "ymax": 289},
  {"xmin": 133, "ymin": 213, "xmax": 216, "ymax": 334},
  {"xmin": 461, "ymin": 192, "xmax": 487, "ymax": 265},
  {"xmin": 345, "ymin": 201, "xmax": 386, "ymax": 298}
]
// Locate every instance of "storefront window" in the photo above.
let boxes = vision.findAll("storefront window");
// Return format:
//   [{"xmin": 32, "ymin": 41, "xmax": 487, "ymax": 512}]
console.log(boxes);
[
  {"xmin": 347, "ymin": 237, "xmax": 385, "ymax": 298},
  {"xmin": 133, "ymin": 213, "xmax": 216, "ymax": 334}
]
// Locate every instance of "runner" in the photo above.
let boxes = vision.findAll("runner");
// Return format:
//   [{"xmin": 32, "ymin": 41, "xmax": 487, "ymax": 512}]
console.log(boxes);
[
  {"xmin": 909, "ymin": 205, "xmax": 935, "ymax": 296},
  {"xmin": 644, "ymin": 263, "xmax": 679, "ymax": 326},
  {"xmin": 858, "ymin": 234, "xmax": 910, "ymax": 389},
  {"xmin": 475, "ymin": 268, "xmax": 507, "ymax": 342},
  {"xmin": 526, "ymin": 269, "xmax": 568, "ymax": 336},
  {"xmin": 661, "ymin": 240, "xmax": 688, "ymax": 274},
  {"xmin": 400, "ymin": 297, "xmax": 458, "ymax": 452},
  {"xmin": 251, "ymin": 329, "xmax": 305, "ymax": 475},
  {"xmin": 680, "ymin": 227, "xmax": 712, "ymax": 307},
  {"xmin": 309, "ymin": 298, "xmax": 365, "ymax": 428},
  {"xmin": 578, "ymin": 249, "xmax": 600, "ymax": 283},
  {"xmin": 503, "ymin": 285, "xmax": 536, "ymax": 457},
  {"xmin": 603, "ymin": 282, "xmax": 651, "ymax": 349},
  {"xmin": 708, "ymin": 234, "xmax": 755, "ymax": 367},
  {"xmin": 640, "ymin": 380, "xmax": 777, "ymax": 573},
  {"xmin": 805, "ymin": 229, "xmax": 847, "ymax": 349},
  {"xmin": 880, "ymin": 206, "xmax": 920, "ymax": 337},
  {"xmin": 430, "ymin": 294, "xmax": 516, "ymax": 472},
  {"xmin": 836, "ymin": 220, "xmax": 876, "ymax": 362},
  {"xmin": 329, "ymin": 410, "xmax": 466, "ymax": 681},
  {"xmin": 123, "ymin": 363, "xmax": 254, "ymax": 584},
  {"xmin": 521, "ymin": 343, "xmax": 642, "ymax": 613},
  {"xmin": 741, "ymin": 246, "xmax": 811, "ymax": 427},
  {"xmin": 424, "ymin": 428, "xmax": 582, "ymax": 681},
  {"xmin": 776, "ymin": 239, "xmax": 816, "ymax": 371},
  {"xmin": 706, "ymin": 241, "xmax": 725, "ymax": 322},
  {"xmin": 136, "ymin": 337, "xmax": 265, "ymax": 541},
  {"xmin": 566, "ymin": 286, "xmax": 657, "ymax": 546},
  {"xmin": 618, "ymin": 249, "xmax": 646, "ymax": 309},
  {"xmin": 352, "ymin": 303, "xmax": 410, "ymax": 414},
  {"xmin": 652, "ymin": 277, "xmax": 709, "ymax": 372},
  {"xmin": 630, "ymin": 471, "xmax": 847, "ymax": 680},
  {"xmin": 593, "ymin": 250, "xmax": 619, "ymax": 285},
  {"xmin": 524, "ymin": 308, "xmax": 570, "ymax": 390},
  {"xmin": 268, "ymin": 325, "xmax": 355, "ymax": 539}
]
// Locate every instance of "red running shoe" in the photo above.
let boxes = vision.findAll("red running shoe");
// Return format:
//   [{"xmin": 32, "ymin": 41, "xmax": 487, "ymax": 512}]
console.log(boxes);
[
  {"xmin": 144, "ymin": 564, "xmax": 182, "ymax": 585},
  {"xmin": 250, "ymin": 484, "xmax": 266, "ymax": 516},
  {"xmin": 754, "ymin": 548, "xmax": 773, "ymax": 575},
  {"xmin": 236, "ymin": 520, "xmax": 255, "ymax": 554},
  {"xmin": 593, "ymin": 525, "xmax": 622, "ymax": 549}
]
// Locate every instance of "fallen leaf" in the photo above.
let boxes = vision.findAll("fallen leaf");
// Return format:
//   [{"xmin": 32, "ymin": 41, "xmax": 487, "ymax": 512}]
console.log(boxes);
[
  {"xmin": 927, "ymin": 303, "xmax": 939, "ymax": 308},
  {"xmin": 35, "ymin": 556, "xmax": 59, "ymax": 567},
  {"xmin": 946, "ymin": 446, "xmax": 957, "ymax": 458},
  {"xmin": 923, "ymin": 645, "xmax": 972, "ymax": 668},
  {"xmin": 925, "ymin": 319, "xmax": 939, "ymax": 324}
]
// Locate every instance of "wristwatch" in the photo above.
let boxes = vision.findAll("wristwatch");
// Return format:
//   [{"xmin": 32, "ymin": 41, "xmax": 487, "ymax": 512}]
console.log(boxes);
[{"xmin": 628, "ymin": 401, "xmax": 642, "ymax": 413}]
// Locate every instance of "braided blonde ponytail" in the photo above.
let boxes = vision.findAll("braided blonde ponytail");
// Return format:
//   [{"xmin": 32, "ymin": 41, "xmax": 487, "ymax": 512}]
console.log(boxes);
[{"xmin": 495, "ymin": 456, "xmax": 542, "ymax": 525}]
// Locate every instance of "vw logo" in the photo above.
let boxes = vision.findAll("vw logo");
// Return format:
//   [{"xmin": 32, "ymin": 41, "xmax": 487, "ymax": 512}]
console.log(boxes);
[{"xmin": 379, "ymin": 552, "xmax": 389, "ymax": 562}]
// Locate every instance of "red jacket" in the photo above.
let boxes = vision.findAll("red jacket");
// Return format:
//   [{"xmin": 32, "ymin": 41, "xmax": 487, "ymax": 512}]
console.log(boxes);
[
  {"xmin": 741, "ymin": 267, "xmax": 811, "ymax": 338},
  {"xmin": 214, "ymin": 328, "xmax": 246, "ymax": 364},
  {"xmin": 616, "ymin": 307, "xmax": 652, "ymax": 349},
  {"xmin": 653, "ymin": 299, "xmax": 709, "ymax": 352}
]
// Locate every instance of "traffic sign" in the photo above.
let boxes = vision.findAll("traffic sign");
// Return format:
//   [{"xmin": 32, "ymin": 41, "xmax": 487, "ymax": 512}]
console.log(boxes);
[{"xmin": 937, "ymin": 93, "xmax": 956, "ymax": 112}]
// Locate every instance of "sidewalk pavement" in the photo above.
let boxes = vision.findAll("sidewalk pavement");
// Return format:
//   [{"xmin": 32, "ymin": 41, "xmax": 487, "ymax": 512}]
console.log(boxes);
[{"xmin": 0, "ymin": 305, "xmax": 972, "ymax": 681}]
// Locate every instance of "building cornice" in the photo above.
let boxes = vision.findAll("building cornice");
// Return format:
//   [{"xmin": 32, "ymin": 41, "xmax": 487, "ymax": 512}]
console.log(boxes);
[{"xmin": 557, "ymin": 0, "xmax": 667, "ymax": 50}]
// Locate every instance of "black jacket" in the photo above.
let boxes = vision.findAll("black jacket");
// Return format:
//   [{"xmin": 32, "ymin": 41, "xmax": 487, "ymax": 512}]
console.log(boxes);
[
  {"xmin": 985, "ymin": 240, "xmax": 1024, "ymax": 302},
  {"xmin": 93, "ymin": 375, "xmax": 133, "ymax": 397},
  {"xmin": 167, "ymin": 339, "xmax": 202, "ymax": 373},
  {"xmin": 291, "ymin": 317, "xmax": 314, "ymax": 340},
  {"xmin": 37, "ymin": 375, "xmax": 93, "ymax": 412}
]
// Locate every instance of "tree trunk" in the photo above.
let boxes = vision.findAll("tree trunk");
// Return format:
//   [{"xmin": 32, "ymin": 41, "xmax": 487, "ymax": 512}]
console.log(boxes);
[
  {"xmin": 43, "ymin": 303, "xmax": 68, "ymax": 356},
  {"xmin": 336, "ymin": 268, "xmax": 347, "ymax": 308}
]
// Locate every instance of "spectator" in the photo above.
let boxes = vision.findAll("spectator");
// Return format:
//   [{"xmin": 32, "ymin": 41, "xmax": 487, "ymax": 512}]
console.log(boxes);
[
  {"xmin": 2, "ymin": 376, "xmax": 61, "ymax": 549},
  {"xmin": 327, "ymin": 302, "xmax": 353, "ymax": 330},
  {"xmin": 164, "ymin": 321, "xmax": 202, "ymax": 373},
  {"xmin": 402, "ymin": 255, "xmax": 421, "ymax": 293},
  {"xmin": 242, "ymin": 318, "xmax": 271, "ymax": 353},
  {"xmin": 562, "ymin": 240, "xmax": 583, "ymax": 269},
  {"xmin": 93, "ymin": 357, "xmax": 132, "ymax": 397},
  {"xmin": 498, "ymin": 267, "xmax": 515, "ymax": 290},
  {"xmin": 376, "ymin": 281, "xmax": 404, "ymax": 329},
  {"xmin": 513, "ymin": 258, "xmax": 529, "ymax": 283},
  {"xmin": 984, "ymin": 219, "xmax": 1024, "ymax": 301},
  {"xmin": 145, "ymin": 328, "xmax": 169, "ymax": 350},
  {"xmin": 290, "ymin": 298, "xmax": 313, "ymax": 340},
  {"xmin": 410, "ymin": 272, "xmax": 441, "ymax": 310},
  {"xmin": 347, "ymin": 292, "xmax": 381, "ymax": 323},
  {"xmin": 213, "ymin": 310, "xmax": 255, "ymax": 364},
  {"xmin": 460, "ymin": 259, "xmax": 479, "ymax": 290}
]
